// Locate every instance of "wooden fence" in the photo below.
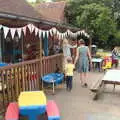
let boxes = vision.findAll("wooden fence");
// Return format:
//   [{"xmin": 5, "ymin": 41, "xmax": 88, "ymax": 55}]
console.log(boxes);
[{"xmin": 0, "ymin": 54, "xmax": 63, "ymax": 113}]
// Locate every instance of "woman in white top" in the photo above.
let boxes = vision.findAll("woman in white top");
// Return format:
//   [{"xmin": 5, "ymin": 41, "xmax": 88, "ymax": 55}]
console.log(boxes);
[{"xmin": 63, "ymin": 39, "xmax": 77, "ymax": 64}]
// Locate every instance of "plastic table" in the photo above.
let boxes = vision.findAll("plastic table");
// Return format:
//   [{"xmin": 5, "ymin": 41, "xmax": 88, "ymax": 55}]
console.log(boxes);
[
  {"xmin": 92, "ymin": 58, "xmax": 103, "ymax": 72},
  {"xmin": 0, "ymin": 62, "xmax": 8, "ymax": 67},
  {"xmin": 42, "ymin": 73, "xmax": 64, "ymax": 94},
  {"xmin": 18, "ymin": 91, "xmax": 47, "ymax": 120}
]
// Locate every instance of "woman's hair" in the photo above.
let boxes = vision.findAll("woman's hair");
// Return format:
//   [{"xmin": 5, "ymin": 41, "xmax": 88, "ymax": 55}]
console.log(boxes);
[
  {"xmin": 63, "ymin": 39, "xmax": 68, "ymax": 46},
  {"xmin": 79, "ymin": 39, "xmax": 85, "ymax": 44}
]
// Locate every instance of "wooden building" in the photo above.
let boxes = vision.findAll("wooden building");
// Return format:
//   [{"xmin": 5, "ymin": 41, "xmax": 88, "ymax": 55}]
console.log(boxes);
[{"xmin": 0, "ymin": 0, "xmax": 83, "ymax": 114}]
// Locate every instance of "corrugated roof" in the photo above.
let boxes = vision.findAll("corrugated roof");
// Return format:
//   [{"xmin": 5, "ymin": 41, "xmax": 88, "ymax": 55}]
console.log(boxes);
[
  {"xmin": 34, "ymin": 1, "xmax": 66, "ymax": 23},
  {"xmin": 0, "ymin": 0, "xmax": 41, "ymax": 19}
]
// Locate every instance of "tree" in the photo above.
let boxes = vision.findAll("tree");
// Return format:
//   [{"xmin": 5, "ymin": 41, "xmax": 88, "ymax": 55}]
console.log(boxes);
[
  {"xmin": 65, "ymin": 0, "xmax": 117, "ymax": 48},
  {"xmin": 77, "ymin": 4, "xmax": 116, "ymax": 40},
  {"xmin": 36, "ymin": 0, "xmax": 44, "ymax": 3},
  {"xmin": 52, "ymin": 0, "xmax": 68, "ymax": 1}
]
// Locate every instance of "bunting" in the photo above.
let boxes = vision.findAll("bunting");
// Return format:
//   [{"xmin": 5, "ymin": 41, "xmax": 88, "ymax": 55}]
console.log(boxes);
[
  {"xmin": 10, "ymin": 28, "xmax": 16, "ymax": 39},
  {"xmin": 17, "ymin": 28, "xmax": 22, "ymax": 39},
  {"xmin": 35, "ymin": 27, "xmax": 38, "ymax": 36},
  {"xmin": 0, "ymin": 25, "xmax": 2, "ymax": 29},
  {"xmin": 39, "ymin": 29, "xmax": 42, "ymax": 38},
  {"xmin": 22, "ymin": 26, "xmax": 26, "ymax": 36},
  {"xmin": 3, "ymin": 27, "xmax": 9, "ymax": 38},
  {"xmin": 42, "ymin": 30, "xmax": 46, "ymax": 38},
  {"xmin": 0, "ymin": 23, "xmax": 90, "ymax": 40}
]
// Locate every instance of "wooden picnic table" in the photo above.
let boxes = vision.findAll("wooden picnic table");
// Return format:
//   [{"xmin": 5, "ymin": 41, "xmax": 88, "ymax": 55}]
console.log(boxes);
[
  {"xmin": 90, "ymin": 69, "xmax": 120, "ymax": 100},
  {"xmin": 102, "ymin": 69, "xmax": 120, "ymax": 86}
]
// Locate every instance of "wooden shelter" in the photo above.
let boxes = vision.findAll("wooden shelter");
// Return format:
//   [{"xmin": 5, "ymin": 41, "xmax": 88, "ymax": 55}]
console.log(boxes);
[
  {"xmin": 0, "ymin": 0, "xmax": 90, "ymax": 114},
  {"xmin": 0, "ymin": 0, "xmax": 83, "ymax": 63},
  {"xmin": 34, "ymin": 1, "xmax": 66, "ymax": 23}
]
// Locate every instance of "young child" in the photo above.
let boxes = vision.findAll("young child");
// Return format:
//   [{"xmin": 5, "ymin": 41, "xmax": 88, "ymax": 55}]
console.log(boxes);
[
  {"xmin": 64, "ymin": 57, "xmax": 75, "ymax": 91},
  {"xmin": 102, "ymin": 56, "xmax": 112, "ymax": 72}
]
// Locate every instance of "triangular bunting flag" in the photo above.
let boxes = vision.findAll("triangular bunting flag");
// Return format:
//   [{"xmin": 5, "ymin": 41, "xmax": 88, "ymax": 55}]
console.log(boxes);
[
  {"xmin": 86, "ymin": 33, "xmax": 90, "ymax": 38},
  {"xmin": 31, "ymin": 24, "xmax": 35, "ymax": 33},
  {"xmin": 42, "ymin": 30, "xmax": 46, "ymax": 38},
  {"xmin": 80, "ymin": 31, "xmax": 83, "ymax": 35},
  {"xmin": 81, "ymin": 30, "xmax": 85, "ymax": 35},
  {"xmin": 52, "ymin": 27, "xmax": 57, "ymax": 35},
  {"xmin": 35, "ymin": 27, "xmax": 38, "ymax": 36},
  {"xmin": 61, "ymin": 33, "xmax": 64, "ymax": 40},
  {"xmin": 22, "ymin": 26, "xmax": 26, "ymax": 36},
  {"xmin": 3, "ymin": 26, "xmax": 9, "ymax": 38},
  {"xmin": 10, "ymin": 28, "xmax": 16, "ymax": 39},
  {"xmin": 46, "ymin": 31, "xmax": 49, "ymax": 38},
  {"xmin": 0, "ymin": 25, "xmax": 2, "ymax": 29},
  {"xmin": 77, "ymin": 31, "xmax": 80, "ymax": 36},
  {"xmin": 27, "ymin": 24, "xmax": 32, "ymax": 33},
  {"xmin": 84, "ymin": 33, "xmax": 87, "ymax": 36},
  {"xmin": 64, "ymin": 32, "xmax": 67, "ymax": 38},
  {"xmin": 17, "ymin": 28, "xmax": 22, "ymax": 39},
  {"xmin": 58, "ymin": 33, "xmax": 61, "ymax": 40},
  {"xmin": 63, "ymin": 33, "xmax": 65, "ymax": 39},
  {"xmin": 71, "ymin": 32, "xmax": 74, "ymax": 38},
  {"xmin": 49, "ymin": 29, "xmax": 53, "ymax": 36},
  {"xmin": 56, "ymin": 31, "xmax": 60, "ymax": 39},
  {"xmin": 39, "ymin": 29, "xmax": 42, "ymax": 38},
  {"xmin": 74, "ymin": 33, "xmax": 77, "ymax": 38},
  {"xmin": 67, "ymin": 29, "xmax": 71, "ymax": 36}
]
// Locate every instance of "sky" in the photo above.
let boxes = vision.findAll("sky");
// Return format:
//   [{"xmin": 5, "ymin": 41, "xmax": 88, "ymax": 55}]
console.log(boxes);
[
  {"xmin": 27, "ymin": 0, "xmax": 36, "ymax": 2},
  {"xmin": 27, "ymin": 0, "xmax": 52, "ymax": 2}
]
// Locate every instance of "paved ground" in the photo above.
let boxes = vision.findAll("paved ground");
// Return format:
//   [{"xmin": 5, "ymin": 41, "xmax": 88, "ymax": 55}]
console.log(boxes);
[
  {"xmin": 47, "ymin": 71, "xmax": 120, "ymax": 120},
  {"xmin": 1, "ymin": 70, "xmax": 120, "ymax": 120}
]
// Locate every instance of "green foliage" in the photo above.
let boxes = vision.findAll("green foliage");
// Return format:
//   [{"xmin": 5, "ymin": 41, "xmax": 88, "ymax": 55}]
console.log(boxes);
[
  {"xmin": 115, "ymin": 31, "xmax": 120, "ymax": 44},
  {"xmin": 65, "ymin": 0, "xmax": 120, "ymax": 49},
  {"xmin": 95, "ymin": 9, "xmax": 116, "ymax": 41}
]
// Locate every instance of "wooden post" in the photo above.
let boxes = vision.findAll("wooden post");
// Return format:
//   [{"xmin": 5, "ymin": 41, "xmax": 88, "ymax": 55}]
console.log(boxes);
[
  {"xmin": 0, "ymin": 29, "xmax": 2, "ymax": 62},
  {"xmin": 21, "ymin": 31, "xmax": 24, "ymax": 62},
  {"xmin": 40, "ymin": 37, "xmax": 43, "ymax": 90}
]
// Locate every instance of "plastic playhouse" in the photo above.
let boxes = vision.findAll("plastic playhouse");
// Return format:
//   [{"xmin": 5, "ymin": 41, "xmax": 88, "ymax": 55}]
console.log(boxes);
[{"xmin": 5, "ymin": 91, "xmax": 60, "ymax": 120}]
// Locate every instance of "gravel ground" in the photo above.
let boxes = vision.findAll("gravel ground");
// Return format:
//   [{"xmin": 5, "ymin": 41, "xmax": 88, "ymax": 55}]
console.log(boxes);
[
  {"xmin": 1, "ymin": 71, "xmax": 120, "ymax": 120},
  {"xmin": 47, "ymin": 71, "xmax": 120, "ymax": 120}
]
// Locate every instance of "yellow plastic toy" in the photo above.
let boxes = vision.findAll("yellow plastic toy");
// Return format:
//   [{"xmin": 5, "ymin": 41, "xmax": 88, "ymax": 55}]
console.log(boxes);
[
  {"xmin": 102, "ymin": 56, "xmax": 112, "ymax": 71},
  {"xmin": 18, "ymin": 91, "xmax": 46, "ymax": 107}
]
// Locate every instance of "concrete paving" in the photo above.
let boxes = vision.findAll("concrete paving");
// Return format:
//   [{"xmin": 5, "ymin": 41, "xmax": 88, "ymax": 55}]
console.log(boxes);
[
  {"xmin": 1, "ymin": 71, "xmax": 120, "ymax": 120},
  {"xmin": 47, "ymin": 71, "xmax": 120, "ymax": 120}
]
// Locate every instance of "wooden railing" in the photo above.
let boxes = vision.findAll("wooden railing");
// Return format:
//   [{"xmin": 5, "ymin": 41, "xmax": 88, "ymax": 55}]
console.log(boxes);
[{"xmin": 0, "ymin": 54, "xmax": 63, "ymax": 113}]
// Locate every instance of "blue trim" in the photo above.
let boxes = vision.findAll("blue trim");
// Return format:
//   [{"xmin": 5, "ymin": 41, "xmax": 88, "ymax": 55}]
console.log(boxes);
[
  {"xmin": 0, "ymin": 62, "xmax": 8, "ymax": 67},
  {"xmin": 48, "ymin": 116, "xmax": 60, "ymax": 120},
  {"xmin": 19, "ymin": 105, "xmax": 46, "ymax": 119}
]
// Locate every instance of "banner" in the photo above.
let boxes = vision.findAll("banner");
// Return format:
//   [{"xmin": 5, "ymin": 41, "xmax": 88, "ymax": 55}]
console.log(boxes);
[
  {"xmin": 39, "ymin": 29, "xmax": 42, "ymax": 38},
  {"xmin": 17, "ymin": 28, "xmax": 22, "ymax": 39},
  {"xmin": 0, "ymin": 25, "xmax": 2, "ymax": 29},
  {"xmin": 35, "ymin": 27, "xmax": 38, "ymax": 36},
  {"xmin": 10, "ymin": 28, "xmax": 16, "ymax": 39},
  {"xmin": 3, "ymin": 26, "xmax": 9, "ymax": 38},
  {"xmin": 22, "ymin": 26, "xmax": 26, "ymax": 36},
  {"xmin": 0, "ymin": 23, "xmax": 90, "ymax": 40}
]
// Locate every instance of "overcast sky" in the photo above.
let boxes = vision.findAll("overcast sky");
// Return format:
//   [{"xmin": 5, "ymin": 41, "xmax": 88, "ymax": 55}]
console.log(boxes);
[
  {"xmin": 27, "ymin": 0, "xmax": 36, "ymax": 2},
  {"xmin": 27, "ymin": 0, "xmax": 52, "ymax": 2}
]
